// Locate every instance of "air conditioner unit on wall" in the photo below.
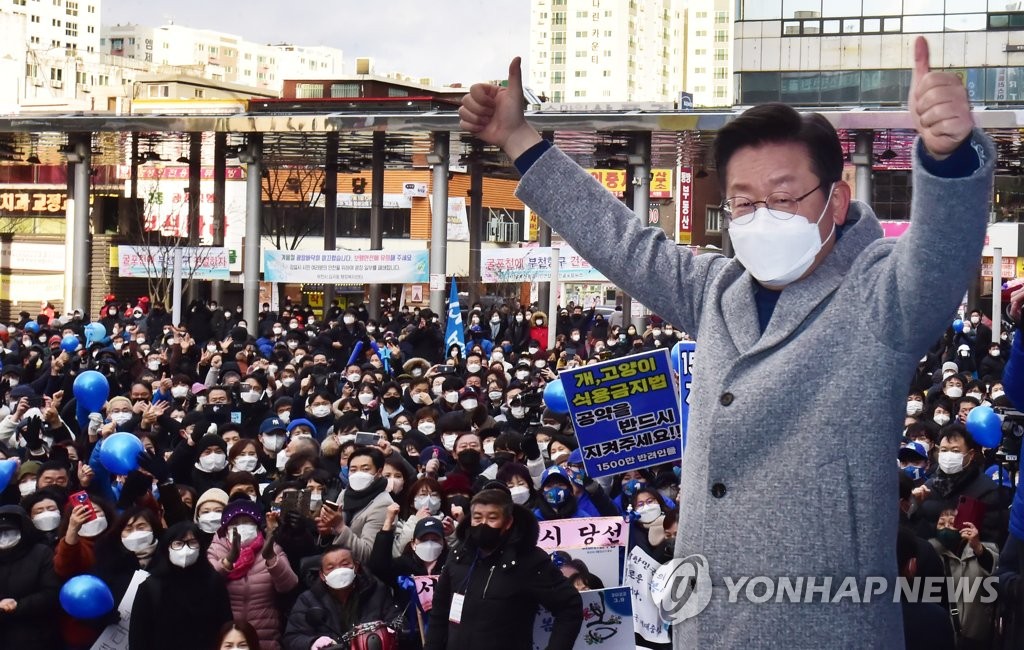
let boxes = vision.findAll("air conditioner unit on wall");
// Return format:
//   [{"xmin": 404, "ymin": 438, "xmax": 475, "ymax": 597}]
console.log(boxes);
[{"xmin": 50, "ymin": 79, "xmax": 63, "ymax": 89}]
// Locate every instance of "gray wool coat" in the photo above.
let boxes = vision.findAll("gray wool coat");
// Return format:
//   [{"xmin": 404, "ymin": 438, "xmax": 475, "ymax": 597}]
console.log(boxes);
[{"xmin": 515, "ymin": 130, "xmax": 995, "ymax": 649}]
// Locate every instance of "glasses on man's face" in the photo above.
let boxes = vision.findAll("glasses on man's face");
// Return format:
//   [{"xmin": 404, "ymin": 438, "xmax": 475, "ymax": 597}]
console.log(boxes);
[
  {"xmin": 721, "ymin": 183, "xmax": 823, "ymax": 225},
  {"xmin": 169, "ymin": 539, "xmax": 200, "ymax": 551}
]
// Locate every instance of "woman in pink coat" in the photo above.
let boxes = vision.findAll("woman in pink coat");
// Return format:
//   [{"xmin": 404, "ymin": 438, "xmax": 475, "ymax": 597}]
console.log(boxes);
[{"xmin": 207, "ymin": 497, "xmax": 298, "ymax": 650}]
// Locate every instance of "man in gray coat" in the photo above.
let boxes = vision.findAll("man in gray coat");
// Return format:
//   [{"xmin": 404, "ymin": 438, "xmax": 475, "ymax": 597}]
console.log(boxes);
[{"xmin": 460, "ymin": 37, "xmax": 993, "ymax": 648}]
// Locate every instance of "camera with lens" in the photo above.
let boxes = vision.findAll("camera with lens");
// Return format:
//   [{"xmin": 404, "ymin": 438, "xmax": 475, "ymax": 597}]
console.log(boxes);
[{"xmin": 992, "ymin": 406, "xmax": 1024, "ymax": 473}]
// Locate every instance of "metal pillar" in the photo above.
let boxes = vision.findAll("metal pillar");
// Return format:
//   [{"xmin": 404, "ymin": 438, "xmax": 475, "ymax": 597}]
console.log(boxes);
[
  {"xmin": 243, "ymin": 134, "xmax": 263, "ymax": 336},
  {"xmin": 368, "ymin": 131, "xmax": 385, "ymax": 320},
  {"xmin": 129, "ymin": 133, "xmax": 139, "ymax": 200},
  {"xmin": 536, "ymin": 131, "xmax": 553, "ymax": 311},
  {"xmin": 854, "ymin": 131, "xmax": 874, "ymax": 205},
  {"xmin": 71, "ymin": 136, "xmax": 91, "ymax": 314},
  {"xmin": 629, "ymin": 132, "xmax": 651, "ymax": 330},
  {"xmin": 429, "ymin": 132, "xmax": 449, "ymax": 316},
  {"xmin": 187, "ymin": 132, "xmax": 202, "ymax": 299},
  {"xmin": 323, "ymin": 132, "xmax": 339, "ymax": 316},
  {"xmin": 211, "ymin": 132, "xmax": 227, "ymax": 305},
  {"xmin": 468, "ymin": 141, "xmax": 484, "ymax": 308}
]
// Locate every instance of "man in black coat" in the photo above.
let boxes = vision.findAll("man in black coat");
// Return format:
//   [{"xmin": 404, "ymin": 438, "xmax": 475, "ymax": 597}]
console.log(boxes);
[
  {"xmin": 283, "ymin": 545, "xmax": 399, "ymax": 650},
  {"xmin": 425, "ymin": 488, "xmax": 582, "ymax": 650}
]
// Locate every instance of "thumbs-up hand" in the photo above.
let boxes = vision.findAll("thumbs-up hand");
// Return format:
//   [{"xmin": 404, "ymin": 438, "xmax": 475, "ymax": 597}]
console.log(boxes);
[
  {"xmin": 460, "ymin": 57, "xmax": 542, "ymax": 160},
  {"xmin": 909, "ymin": 36, "xmax": 973, "ymax": 160}
]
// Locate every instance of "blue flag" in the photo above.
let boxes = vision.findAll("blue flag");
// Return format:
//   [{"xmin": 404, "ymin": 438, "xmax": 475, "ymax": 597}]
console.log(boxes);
[{"xmin": 444, "ymin": 278, "xmax": 465, "ymax": 356}]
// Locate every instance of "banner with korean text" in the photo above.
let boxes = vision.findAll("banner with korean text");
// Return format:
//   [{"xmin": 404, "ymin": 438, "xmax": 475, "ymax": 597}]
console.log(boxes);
[
  {"xmin": 537, "ymin": 516, "xmax": 628, "ymax": 588},
  {"xmin": 481, "ymin": 246, "xmax": 607, "ymax": 283},
  {"xmin": 263, "ymin": 250, "xmax": 429, "ymax": 284},
  {"xmin": 533, "ymin": 587, "xmax": 634, "ymax": 650},
  {"xmin": 560, "ymin": 348, "xmax": 682, "ymax": 479},
  {"xmin": 117, "ymin": 245, "xmax": 229, "ymax": 281}
]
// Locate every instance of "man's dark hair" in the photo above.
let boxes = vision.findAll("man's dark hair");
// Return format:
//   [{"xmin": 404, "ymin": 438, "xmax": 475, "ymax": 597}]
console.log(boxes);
[
  {"xmin": 470, "ymin": 487, "xmax": 513, "ymax": 520},
  {"xmin": 938, "ymin": 423, "xmax": 980, "ymax": 451},
  {"xmin": 348, "ymin": 445, "xmax": 385, "ymax": 471},
  {"xmin": 713, "ymin": 103, "xmax": 843, "ymax": 191}
]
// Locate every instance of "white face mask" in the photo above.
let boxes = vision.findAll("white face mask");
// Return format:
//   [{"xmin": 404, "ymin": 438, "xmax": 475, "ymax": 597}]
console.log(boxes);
[
  {"xmin": 913, "ymin": 439, "xmax": 932, "ymax": 454},
  {"xmin": 277, "ymin": 411, "xmax": 291, "ymax": 424},
  {"xmin": 287, "ymin": 341, "xmax": 299, "ymax": 350},
  {"xmin": 347, "ymin": 373, "xmax": 363, "ymax": 384},
  {"xmin": 240, "ymin": 390, "xmax": 260, "ymax": 404},
  {"xmin": 992, "ymin": 390, "xmax": 1005, "ymax": 400},
  {"xmin": 169, "ymin": 545, "xmax": 199, "ymax": 568},
  {"xmin": 147, "ymin": 360, "xmax": 161, "ymax": 372},
  {"xmin": 398, "ymin": 423, "xmax": 412, "ymax": 433},
  {"xmin": 635, "ymin": 503, "xmax": 663, "ymax": 524},
  {"xmin": 414, "ymin": 495, "xmax": 442, "ymax": 514},
  {"xmin": 534, "ymin": 360, "xmax": 546, "ymax": 369},
  {"xmin": 488, "ymin": 391, "xmax": 503, "ymax": 402},
  {"xmin": 510, "ymin": 485, "xmax": 531, "ymax": 505},
  {"xmin": 347, "ymin": 471, "xmax": 375, "ymax": 492},
  {"xmin": 0, "ymin": 530, "xmax": 21, "ymax": 549},
  {"xmin": 171, "ymin": 385, "xmax": 189, "ymax": 399},
  {"xmin": 944, "ymin": 387, "xmax": 963, "ymax": 399},
  {"xmin": 967, "ymin": 392, "xmax": 984, "ymax": 402},
  {"xmin": 515, "ymin": 370, "xmax": 530, "ymax": 381},
  {"xmin": 728, "ymin": 185, "xmax": 835, "ymax": 287},
  {"xmin": 442, "ymin": 434, "xmax": 457, "ymax": 450},
  {"xmin": 79, "ymin": 516, "xmax": 108, "ymax": 538},
  {"xmin": 310, "ymin": 404, "xmax": 332, "ymax": 418},
  {"xmin": 466, "ymin": 364, "xmax": 482, "ymax": 374},
  {"xmin": 933, "ymin": 413, "xmax": 950, "ymax": 426},
  {"xmin": 510, "ymin": 406, "xmax": 527, "ymax": 419},
  {"xmin": 444, "ymin": 391, "xmax": 459, "ymax": 404},
  {"xmin": 18, "ymin": 481, "xmax": 36, "ymax": 496},
  {"xmin": 262, "ymin": 434, "xmax": 285, "ymax": 452},
  {"xmin": 122, "ymin": 530, "xmax": 155, "ymax": 553},
  {"xmin": 281, "ymin": 376, "xmax": 296, "ymax": 388},
  {"xmin": 110, "ymin": 412, "xmax": 133, "ymax": 426},
  {"xmin": 230, "ymin": 523, "xmax": 259, "ymax": 546},
  {"xmin": 460, "ymin": 399, "xmax": 478, "ymax": 411},
  {"xmin": 276, "ymin": 449, "xmax": 290, "ymax": 471},
  {"xmin": 324, "ymin": 567, "xmax": 356, "ymax": 589},
  {"xmin": 197, "ymin": 511, "xmax": 223, "ymax": 534},
  {"xmin": 938, "ymin": 450, "xmax": 965, "ymax": 475},
  {"xmin": 358, "ymin": 393, "xmax": 374, "ymax": 406},
  {"xmin": 387, "ymin": 476, "xmax": 404, "ymax": 494},
  {"xmin": 234, "ymin": 455, "xmax": 259, "ymax": 472},
  {"xmin": 199, "ymin": 452, "xmax": 227, "ymax": 473},
  {"xmin": 414, "ymin": 540, "xmax": 444, "ymax": 563},
  {"xmin": 906, "ymin": 401, "xmax": 923, "ymax": 416},
  {"xmin": 32, "ymin": 510, "xmax": 61, "ymax": 532},
  {"xmin": 343, "ymin": 316, "xmax": 356, "ymax": 325},
  {"xmin": 418, "ymin": 422, "xmax": 436, "ymax": 435}
]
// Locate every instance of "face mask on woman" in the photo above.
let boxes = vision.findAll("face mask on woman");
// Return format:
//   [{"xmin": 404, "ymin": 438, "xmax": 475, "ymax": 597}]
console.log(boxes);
[
  {"xmin": 509, "ymin": 485, "xmax": 531, "ymax": 505},
  {"xmin": 169, "ymin": 545, "xmax": 199, "ymax": 568},
  {"xmin": 310, "ymin": 404, "xmax": 332, "ymax": 418},
  {"xmin": 197, "ymin": 511, "xmax": 223, "ymax": 534},
  {"xmin": 199, "ymin": 452, "xmax": 227, "ymax": 473},
  {"xmin": 635, "ymin": 503, "xmax": 663, "ymax": 524},
  {"xmin": 122, "ymin": 530, "xmax": 155, "ymax": 553},
  {"xmin": 32, "ymin": 510, "xmax": 61, "ymax": 532},
  {"xmin": 414, "ymin": 540, "xmax": 444, "ymax": 563},
  {"xmin": 234, "ymin": 455, "xmax": 259, "ymax": 472},
  {"xmin": 414, "ymin": 495, "xmax": 442, "ymax": 514},
  {"xmin": 79, "ymin": 515, "xmax": 108, "ymax": 538},
  {"xmin": 230, "ymin": 523, "xmax": 259, "ymax": 546}
]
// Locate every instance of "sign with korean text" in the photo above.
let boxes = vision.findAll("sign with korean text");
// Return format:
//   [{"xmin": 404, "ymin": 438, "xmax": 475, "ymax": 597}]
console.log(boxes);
[
  {"xmin": 981, "ymin": 256, "xmax": 1017, "ymax": 279},
  {"xmin": 678, "ymin": 166, "xmax": 693, "ymax": 245},
  {"xmin": 481, "ymin": 246, "xmax": 607, "ymax": 283},
  {"xmin": 413, "ymin": 575, "xmax": 440, "ymax": 612},
  {"xmin": 650, "ymin": 168, "xmax": 673, "ymax": 199},
  {"xmin": 561, "ymin": 348, "xmax": 681, "ymax": 478},
  {"xmin": 0, "ymin": 190, "xmax": 68, "ymax": 215},
  {"xmin": 676, "ymin": 341, "xmax": 695, "ymax": 455},
  {"xmin": 0, "ymin": 241, "xmax": 66, "ymax": 272},
  {"xmin": 117, "ymin": 245, "xmax": 230, "ymax": 280},
  {"xmin": 586, "ymin": 168, "xmax": 674, "ymax": 199},
  {"xmin": 532, "ymin": 587, "xmax": 633, "ymax": 650},
  {"xmin": 537, "ymin": 517, "xmax": 626, "ymax": 552},
  {"xmin": 625, "ymin": 547, "xmax": 672, "ymax": 644},
  {"xmin": 133, "ymin": 174, "xmax": 247, "ymax": 251},
  {"xmin": 428, "ymin": 195, "xmax": 469, "ymax": 242},
  {"xmin": 263, "ymin": 249, "xmax": 429, "ymax": 284}
]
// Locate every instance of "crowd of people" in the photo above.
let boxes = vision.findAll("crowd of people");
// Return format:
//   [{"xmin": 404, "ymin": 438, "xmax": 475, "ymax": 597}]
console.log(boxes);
[{"xmin": 0, "ymin": 294, "xmax": 683, "ymax": 650}]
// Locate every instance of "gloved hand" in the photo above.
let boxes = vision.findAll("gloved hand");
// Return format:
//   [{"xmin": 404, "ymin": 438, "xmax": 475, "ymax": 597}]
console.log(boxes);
[
  {"xmin": 311, "ymin": 635, "xmax": 336, "ymax": 650},
  {"xmin": 261, "ymin": 529, "xmax": 277, "ymax": 561},
  {"xmin": 21, "ymin": 416, "xmax": 43, "ymax": 451},
  {"xmin": 521, "ymin": 432, "xmax": 540, "ymax": 461},
  {"xmin": 87, "ymin": 412, "xmax": 103, "ymax": 438},
  {"xmin": 281, "ymin": 510, "xmax": 303, "ymax": 531},
  {"xmin": 136, "ymin": 450, "xmax": 169, "ymax": 483},
  {"xmin": 116, "ymin": 471, "xmax": 153, "ymax": 509}
]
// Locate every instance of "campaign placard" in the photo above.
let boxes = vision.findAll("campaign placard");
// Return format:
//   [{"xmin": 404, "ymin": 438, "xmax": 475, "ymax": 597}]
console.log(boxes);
[{"xmin": 561, "ymin": 348, "xmax": 682, "ymax": 478}]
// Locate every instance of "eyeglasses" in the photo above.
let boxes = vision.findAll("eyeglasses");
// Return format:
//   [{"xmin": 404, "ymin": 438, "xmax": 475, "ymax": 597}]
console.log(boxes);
[
  {"xmin": 721, "ymin": 183, "xmax": 824, "ymax": 225},
  {"xmin": 169, "ymin": 539, "xmax": 200, "ymax": 551}
]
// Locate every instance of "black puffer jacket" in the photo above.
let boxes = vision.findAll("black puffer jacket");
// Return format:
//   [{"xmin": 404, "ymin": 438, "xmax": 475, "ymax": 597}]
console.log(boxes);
[
  {"xmin": 283, "ymin": 571, "xmax": 399, "ymax": 650},
  {"xmin": 0, "ymin": 505, "xmax": 61, "ymax": 650},
  {"xmin": 424, "ymin": 505, "xmax": 583, "ymax": 650}
]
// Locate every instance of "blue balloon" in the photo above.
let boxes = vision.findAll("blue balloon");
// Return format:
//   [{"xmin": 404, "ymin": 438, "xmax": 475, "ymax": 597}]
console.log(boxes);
[
  {"xmin": 543, "ymin": 377, "xmax": 569, "ymax": 415},
  {"xmin": 60, "ymin": 575, "xmax": 114, "ymax": 619},
  {"xmin": 99, "ymin": 432, "xmax": 144, "ymax": 475},
  {"xmin": 0, "ymin": 458, "xmax": 16, "ymax": 493},
  {"xmin": 60, "ymin": 334, "xmax": 80, "ymax": 354},
  {"xmin": 966, "ymin": 405, "xmax": 1002, "ymax": 448},
  {"xmin": 952, "ymin": 319, "xmax": 964, "ymax": 334},
  {"xmin": 73, "ymin": 370, "xmax": 109, "ymax": 413},
  {"xmin": 84, "ymin": 322, "xmax": 107, "ymax": 347}
]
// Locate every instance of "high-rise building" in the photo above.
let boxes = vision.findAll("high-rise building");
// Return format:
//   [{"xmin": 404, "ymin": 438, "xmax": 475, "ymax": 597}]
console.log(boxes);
[
  {"xmin": 680, "ymin": 0, "xmax": 733, "ymax": 106},
  {"xmin": 528, "ymin": 0, "xmax": 684, "ymax": 103},
  {"xmin": 100, "ymin": 23, "xmax": 344, "ymax": 92},
  {"xmin": 732, "ymin": 1, "xmax": 1024, "ymax": 107}
]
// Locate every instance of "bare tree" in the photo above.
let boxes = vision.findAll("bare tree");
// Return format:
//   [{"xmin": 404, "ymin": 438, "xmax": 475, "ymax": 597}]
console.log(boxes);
[{"xmin": 261, "ymin": 133, "xmax": 327, "ymax": 252}]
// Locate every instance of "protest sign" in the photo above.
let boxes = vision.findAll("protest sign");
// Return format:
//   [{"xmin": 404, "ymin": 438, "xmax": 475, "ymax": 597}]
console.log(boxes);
[
  {"xmin": 537, "ymin": 516, "xmax": 626, "ymax": 551},
  {"xmin": 118, "ymin": 246, "xmax": 229, "ymax": 281},
  {"xmin": 413, "ymin": 575, "xmax": 440, "ymax": 612},
  {"xmin": 625, "ymin": 547, "xmax": 672, "ymax": 644},
  {"xmin": 560, "ymin": 349, "xmax": 682, "ymax": 478},
  {"xmin": 533, "ymin": 587, "xmax": 633, "ymax": 650},
  {"xmin": 676, "ymin": 340, "xmax": 695, "ymax": 454},
  {"xmin": 262, "ymin": 250, "xmax": 428, "ymax": 284}
]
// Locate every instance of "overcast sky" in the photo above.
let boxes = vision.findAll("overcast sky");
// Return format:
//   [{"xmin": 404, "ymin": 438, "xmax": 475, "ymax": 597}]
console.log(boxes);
[{"xmin": 102, "ymin": 0, "xmax": 530, "ymax": 85}]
